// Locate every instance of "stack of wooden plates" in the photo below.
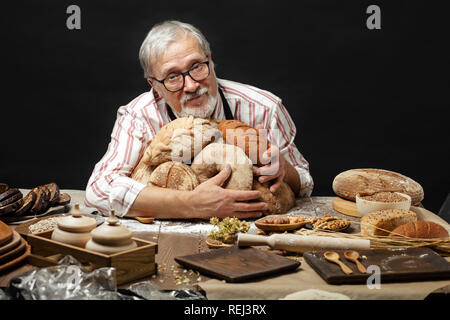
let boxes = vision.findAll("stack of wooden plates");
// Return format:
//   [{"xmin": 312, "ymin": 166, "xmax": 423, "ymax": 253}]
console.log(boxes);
[{"xmin": 0, "ymin": 220, "xmax": 30, "ymax": 273}]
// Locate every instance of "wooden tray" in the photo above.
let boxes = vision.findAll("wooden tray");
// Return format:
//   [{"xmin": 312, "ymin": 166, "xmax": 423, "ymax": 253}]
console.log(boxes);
[
  {"xmin": 0, "ymin": 231, "xmax": 21, "ymax": 255},
  {"xmin": 174, "ymin": 246, "xmax": 300, "ymax": 283},
  {"xmin": 304, "ymin": 247, "xmax": 450, "ymax": 285},
  {"xmin": 0, "ymin": 237, "xmax": 27, "ymax": 264},
  {"xmin": 254, "ymin": 215, "xmax": 309, "ymax": 232},
  {"xmin": 25, "ymin": 230, "xmax": 158, "ymax": 285},
  {"xmin": 0, "ymin": 244, "xmax": 30, "ymax": 274}
]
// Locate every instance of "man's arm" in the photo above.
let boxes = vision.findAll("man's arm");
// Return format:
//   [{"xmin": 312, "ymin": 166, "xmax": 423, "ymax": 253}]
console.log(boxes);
[
  {"xmin": 85, "ymin": 105, "xmax": 150, "ymax": 216},
  {"xmin": 126, "ymin": 165, "xmax": 267, "ymax": 219}
]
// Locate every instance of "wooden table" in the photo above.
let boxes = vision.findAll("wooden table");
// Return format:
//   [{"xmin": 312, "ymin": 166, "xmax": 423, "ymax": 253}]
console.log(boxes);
[{"xmin": 1, "ymin": 191, "xmax": 449, "ymax": 299}]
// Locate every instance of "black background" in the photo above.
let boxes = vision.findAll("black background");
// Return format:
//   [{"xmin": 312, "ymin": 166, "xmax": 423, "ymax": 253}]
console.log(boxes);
[{"xmin": 2, "ymin": 1, "xmax": 449, "ymax": 214}]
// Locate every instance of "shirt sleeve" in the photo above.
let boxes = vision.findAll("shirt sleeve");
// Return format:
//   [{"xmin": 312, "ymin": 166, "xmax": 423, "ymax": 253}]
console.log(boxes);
[
  {"xmin": 268, "ymin": 101, "xmax": 314, "ymax": 197},
  {"xmin": 84, "ymin": 106, "xmax": 150, "ymax": 217}
]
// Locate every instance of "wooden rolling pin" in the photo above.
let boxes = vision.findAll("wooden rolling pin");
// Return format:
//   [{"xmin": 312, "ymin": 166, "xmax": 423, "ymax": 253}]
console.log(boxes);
[{"xmin": 238, "ymin": 233, "xmax": 370, "ymax": 252}]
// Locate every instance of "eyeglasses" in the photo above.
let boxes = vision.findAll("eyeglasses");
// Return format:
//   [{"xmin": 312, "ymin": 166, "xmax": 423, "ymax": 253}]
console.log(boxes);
[{"xmin": 151, "ymin": 60, "xmax": 211, "ymax": 92}]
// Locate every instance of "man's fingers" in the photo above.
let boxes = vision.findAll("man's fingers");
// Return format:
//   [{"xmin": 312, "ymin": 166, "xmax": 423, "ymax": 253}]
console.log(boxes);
[
  {"xmin": 269, "ymin": 176, "xmax": 283, "ymax": 193},
  {"xmin": 207, "ymin": 164, "xmax": 232, "ymax": 186},
  {"xmin": 228, "ymin": 190, "xmax": 262, "ymax": 201},
  {"xmin": 233, "ymin": 201, "xmax": 268, "ymax": 212},
  {"xmin": 257, "ymin": 164, "xmax": 280, "ymax": 177}
]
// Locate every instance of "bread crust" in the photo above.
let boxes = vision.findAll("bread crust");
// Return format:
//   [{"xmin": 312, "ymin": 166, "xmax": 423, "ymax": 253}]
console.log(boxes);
[
  {"xmin": 149, "ymin": 161, "xmax": 199, "ymax": 191},
  {"xmin": 218, "ymin": 120, "xmax": 270, "ymax": 166},
  {"xmin": 360, "ymin": 208, "xmax": 418, "ymax": 236},
  {"xmin": 333, "ymin": 169, "xmax": 424, "ymax": 205},
  {"xmin": 389, "ymin": 221, "xmax": 449, "ymax": 239},
  {"xmin": 191, "ymin": 143, "xmax": 253, "ymax": 190}
]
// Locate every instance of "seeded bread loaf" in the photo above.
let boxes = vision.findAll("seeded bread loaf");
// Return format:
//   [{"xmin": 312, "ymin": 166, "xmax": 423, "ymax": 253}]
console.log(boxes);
[
  {"xmin": 333, "ymin": 169, "xmax": 424, "ymax": 205},
  {"xmin": 389, "ymin": 221, "xmax": 449, "ymax": 239},
  {"xmin": 360, "ymin": 209, "xmax": 417, "ymax": 237}
]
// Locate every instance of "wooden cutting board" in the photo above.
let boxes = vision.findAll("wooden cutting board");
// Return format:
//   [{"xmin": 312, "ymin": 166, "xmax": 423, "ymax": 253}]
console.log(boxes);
[
  {"xmin": 332, "ymin": 197, "xmax": 360, "ymax": 217},
  {"xmin": 304, "ymin": 247, "xmax": 450, "ymax": 285},
  {"xmin": 174, "ymin": 246, "xmax": 300, "ymax": 283}
]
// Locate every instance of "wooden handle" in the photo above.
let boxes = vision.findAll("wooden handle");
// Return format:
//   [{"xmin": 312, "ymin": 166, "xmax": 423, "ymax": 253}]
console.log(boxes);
[
  {"xmin": 237, "ymin": 234, "xmax": 269, "ymax": 247},
  {"xmin": 355, "ymin": 260, "xmax": 367, "ymax": 274},
  {"xmin": 335, "ymin": 260, "xmax": 353, "ymax": 275}
]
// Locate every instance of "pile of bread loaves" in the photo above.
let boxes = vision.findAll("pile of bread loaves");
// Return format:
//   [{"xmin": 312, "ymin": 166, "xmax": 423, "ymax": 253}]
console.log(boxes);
[
  {"xmin": 333, "ymin": 169, "xmax": 449, "ymax": 239},
  {"xmin": 130, "ymin": 116, "xmax": 296, "ymax": 215},
  {"xmin": 0, "ymin": 183, "xmax": 71, "ymax": 218}
]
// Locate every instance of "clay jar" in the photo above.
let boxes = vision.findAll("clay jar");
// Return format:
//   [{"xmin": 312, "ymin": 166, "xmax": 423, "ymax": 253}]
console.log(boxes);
[
  {"xmin": 86, "ymin": 211, "xmax": 137, "ymax": 255},
  {"xmin": 51, "ymin": 204, "xmax": 97, "ymax": 247}
]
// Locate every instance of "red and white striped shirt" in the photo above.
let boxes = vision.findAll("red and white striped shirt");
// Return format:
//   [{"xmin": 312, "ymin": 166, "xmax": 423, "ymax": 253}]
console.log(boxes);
[{"xmin": 85, "ymin": 79, "xmax": 314, "ymax": 216}]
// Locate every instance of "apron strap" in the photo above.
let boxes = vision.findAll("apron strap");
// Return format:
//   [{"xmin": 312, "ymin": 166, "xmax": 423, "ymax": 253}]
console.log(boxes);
[{"xmin": 166, "ymin": 87, "xmax": 234, "ymax": 121}]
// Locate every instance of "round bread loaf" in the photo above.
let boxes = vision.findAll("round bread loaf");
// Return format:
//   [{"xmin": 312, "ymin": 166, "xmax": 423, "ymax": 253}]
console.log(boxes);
[
  {"xmin": 333, "ymin": 169, "xmax": 424, "ymax": 205},
  {"xmin": 130, "ymin": 160, "xmax": 155, "ymax": 184},
  {"xmin": 149, "ymin": 161, "xmax": 199, "ymax": 191},
  {"xmin": 252, "ymin": 179, "xmax": 296, "ymax": 215},
  {"xmin": 218, "ymin": 120, "xmax": 270, "ymax": 166},
  {"xmin": 191, "ymin": 143, "xmax": 253, "ymax": 190},
  {"xmin": 141, "ymin": 116, "xmax": 221, "ymax": 166},
  {"xmin": 389, "ymin": 221, "xmax": 449, "ymax": 239}
]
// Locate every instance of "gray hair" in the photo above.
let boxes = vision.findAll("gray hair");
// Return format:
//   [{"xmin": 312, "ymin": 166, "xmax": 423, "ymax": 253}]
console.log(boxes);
[{"xmin": 139, "ymin": 20, "xmax": 212, "ymax": 78}]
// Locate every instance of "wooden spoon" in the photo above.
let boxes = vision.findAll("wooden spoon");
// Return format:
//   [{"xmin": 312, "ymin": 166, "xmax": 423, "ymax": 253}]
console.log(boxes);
[
  {"xmin": 344, "ymin": 250, "xmax": 367, "ymax": 273},
  {"xmin": 324, "ymin": 251, "xmax": 353, "ymax": 275},
  {"xmin": 134, "ymin": 217, "xmax": 155, "ymax": 224}
]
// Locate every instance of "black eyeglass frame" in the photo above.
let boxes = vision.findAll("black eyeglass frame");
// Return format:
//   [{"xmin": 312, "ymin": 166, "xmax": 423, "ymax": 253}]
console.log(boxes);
[{"xmin": 151, "ymin": 60, "xmax": 211, "ymax": 92}]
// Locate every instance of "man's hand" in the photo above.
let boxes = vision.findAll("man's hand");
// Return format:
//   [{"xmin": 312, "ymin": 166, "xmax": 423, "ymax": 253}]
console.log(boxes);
[{"xmin": 189, "ymin": 164, "xmax": 267, "ymax": 219}]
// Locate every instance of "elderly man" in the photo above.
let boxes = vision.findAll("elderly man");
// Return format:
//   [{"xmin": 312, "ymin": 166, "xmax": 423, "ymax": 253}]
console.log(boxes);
[{"xmin": 85, "ymin": 20, "xmax": 313, "ymax": 219}]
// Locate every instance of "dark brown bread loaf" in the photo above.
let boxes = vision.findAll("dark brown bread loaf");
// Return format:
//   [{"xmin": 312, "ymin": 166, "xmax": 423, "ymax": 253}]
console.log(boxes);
[
  {"xmin": 389, "ymin": 221, "xmax": 449, "ymax": 239},
  {"xmin": 0, "ymin": 183, "xmax": 8, "ymax": 194},
  {"xmin": 0, "ymin": 188, "xmax": 20, "ymax": 203},
  {"xmin": 30, "ymin": 186, "xmax": 50, "ymax": 214},
  {"xmin": 0, "ymin": 190, "xmax": 22, "ymax": 207},
  {"xmin": 45, "ymin": 182, "xmax": 60, "ymax": 205},
  {"xmin": 0, "ymin": 198, "xmax": 24, "ymax": 216},
  {"xmin": 14, "ymin": 190, "xmax": 37, "ymax": 216},
  {"xmin": 53, "ymin": 193, "xmax": 71, "ymax": 206},
  {"xmin": 251, "ymin": 179, "xmax": 296, "ymax": 215},
  {"xmin": 218, "ymin": 120, "xmax": 271, "ymax": 167}
]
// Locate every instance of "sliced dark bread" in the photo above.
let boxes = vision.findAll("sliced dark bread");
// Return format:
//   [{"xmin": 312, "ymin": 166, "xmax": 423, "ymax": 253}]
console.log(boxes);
[
  {"xmin": 0, "ymin": 198, "xmax": 24, "ymax": 216},
  {"xmin": 14, "ymin": 190, "xmax": 37, "ymax": 216}
]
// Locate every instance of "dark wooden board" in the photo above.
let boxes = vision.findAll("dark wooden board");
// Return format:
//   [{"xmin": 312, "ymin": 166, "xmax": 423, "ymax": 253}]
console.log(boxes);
[
  {"xmin": 304, "ymin": 247, "xmax": 450, "ymax": 285},
  {"xmin": 174, "ymin": 246, "xmax": 300, "ymax": 283}
]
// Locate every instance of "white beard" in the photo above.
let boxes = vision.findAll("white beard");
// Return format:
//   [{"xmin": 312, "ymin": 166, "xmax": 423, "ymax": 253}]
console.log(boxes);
[{"xmin": 173, "ymin": 87, "xmax": 218, "ymax": 119}]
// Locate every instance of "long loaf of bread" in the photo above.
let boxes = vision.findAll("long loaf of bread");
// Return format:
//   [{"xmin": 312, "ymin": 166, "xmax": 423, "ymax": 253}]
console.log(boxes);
[{"xmin": 389, "ymin": 221, "xmax": 449, "ymax": 239}]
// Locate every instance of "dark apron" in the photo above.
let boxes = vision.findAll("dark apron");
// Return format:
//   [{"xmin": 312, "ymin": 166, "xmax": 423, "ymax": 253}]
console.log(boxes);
[{"xmin": 165, "ymin": 88, "xmax": 234, "ymax": 121}]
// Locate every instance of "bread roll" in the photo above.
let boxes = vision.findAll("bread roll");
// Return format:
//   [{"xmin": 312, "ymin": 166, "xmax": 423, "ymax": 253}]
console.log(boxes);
[
  {"xmin": 149, "ymin": 161, "xmax": 199, "ymax": 191},
  {"xmin": 191, "ymin": 143, "xmax": 253, "ymax": 190},
  {"xmin": 360, "ymin": 208, "xmax": 417, "ymax": 237},
  {"xmin": 333, "ymin": 169, "xmax": 424, "ymax": 205},
  {"xmin": 142, "ymin": 116, "xmax": 220, "ymax": 166},
  {"xmin": 218, "ymin": 120, "xmax": 270, "ymax": 166},
  {"xmin": 389, "ymin": 221, "xmax": 449, "ymax": 239},
  {"xmin": 252, "ymin": 179, "xmax": 296, "ymax": 215}
]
